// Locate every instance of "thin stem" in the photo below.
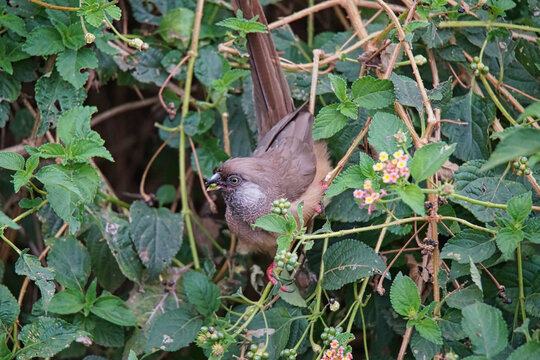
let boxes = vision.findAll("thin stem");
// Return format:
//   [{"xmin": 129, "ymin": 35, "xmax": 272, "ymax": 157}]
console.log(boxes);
[
  {"xmin": 439, "ymin": 216, "xmax": 497, "ymax": 234},
  {"xmin": 516, "ymin": 244, "xmax": 527, "ymax": 324},
  {"xmin": 27, "ymin": 0, "xmax": 79, "ymax": 11},
  {"xmin": 438, "ymin": 20, "xmax": 540, "ymax": 33},
  {"xmin": 97, "ymin": 191, "xmax": 130, "ymax": 209},
  {"xmin": 450, "ymin": 193, "xmax": 540, "ymax": 211},
  {"xmin": 0, "ymin": 232, "xmax": 22, "ymax": 255},
  {"xmin": 359, "ymin": 305, "xmax": 369, "ymax": 360},
  {"xmin": 12, "ymin": 199, "xmax": 49, "ymax": 223},
  {"xmin": 480, "ymin": 75, "xmax": 518, "ymax": 126}
]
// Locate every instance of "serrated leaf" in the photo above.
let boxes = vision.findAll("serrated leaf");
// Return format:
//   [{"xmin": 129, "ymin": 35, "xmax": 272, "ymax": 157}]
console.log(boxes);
[
  {"xmin": 328, "ymin": 73, "xmax": 348, "ymax": 102},
  {"xmin": 524, "ymin": 217, "xmax": 540, "ymax": 244},
  {"xmin": 48, "ymin": 288, "xmax": 85, "ymax": 315},
  {"xmin": 368, "ymin": 112, "xmax": 412, "ymax": 154},
  {"xmin": 55, "ymin": 48, "xmax": 99, "ymax": 88},
  {"xmin": 410, "ymin": 331, "xmax": 441, "ymax": 360},
  {"xmin": 518, "ymin": 101, "xmax": 540, "ymax": 122},
  {"xmin": 91, "ymin": 295, "xmax": 136, "ymax": 326},
  {"xmin": 496, "ymin": 228, "xmax": 524, "ymax": 260},
  {"xmin": 322, "ymin": 239, "xmax": 386, "ymax": 290},
  {"xmin": 158, "ymin": 8, "xmax": 194, "ymax": 49},
  {"xmin": 461, "ymin": 302, "xmax": 508, "ymax": 357},
  {"xmin": 313, "ymin": 104, "xmax": 348, "ymax": 140},
  {"xmin": 183, "ymin": 271, "xmax": 220, "ymax": 317},
  {"xmin": 279, "ymin": 286, "xmax": 307, "ymax": 308},
  {"xmin": 0, "ymin": 72, "xmax": 20, "ymax": 102},
  {"xmin": 37, "ymin": 143, "xmax": 66, "ymax": 159},
  {"xmin": 446, "ymin": 286, "xmax": 483, "ymax": 309},
  {"xmin": 17, "ymin": 317, "xmax": 89, "ymax": 360},
  {"xmin": 415, "ymin": 317, "xmax": 443, "ymax": 345},
  {"xmin": 351, "ymin": 76, "xmax": 395, "ymax": 109},
  {"xmin": 47, "ymin": 236, "xmax": 90, "ymax": 291},
  {"xmin": 394, "ymin": 183, "xmax": 425, "ymax": 216},
  {"xmin": 129, "ymin": 201, "xmax": 183, "ymax": 279},
  {"xmin": 216, "ymin": 10, "xmax": 267, "ymax": 35},
  {"xmin": 507, "ymin": 341, "xmax": 540, "ymax": 360},
  {"xmin": 0, "ymin": 284, "xmax": 19, "ymax": 336},
  {"xmin": 506, "ymin": 192, "xmax": 532, "ymax": 224},
  {"xmin": 245, "ymin": 306, "xmax": 292, "ymax": 357},
  {"xmin": 469, "ymin": 258, "xmax": 482, "ymax": 292},
  {"xmin": 0, "ymin": 14, "xmax": 26, "ymax": 36},
  {"xmin": 325, "ymin": 165, "xmax": 365, "ymax": 199},
  {"xmin": 71, "ymin": 139, "xmax": 113, "ymax": 162},
  {"xmin": 410, "ymin": 142, "xmax": 456, "ymax": 182},
  {"xmin": 390, "ymin": 73, "xmax": 423, "ymax": 111},
  {"xmin": 442, "ymin": 93, "xmax": 495, "ymax": 161},
  {"xmin": 337, "ymin": 101, "xmax": 358, "ymax": 119},
  {"xmin": 390, "ymin": 273, "xmax": 420, "ymax": 317},
  {"xmin": 482, "ymin": 128, "xmax": 540, "ymax": 171},
  {"xmin": 0, "ymin": 151, "xmax": 24, "ymax": 171},
  {"xmin": 34, "ymin": 72, "xmax": 87, "ymax": 136},
  {"xmin": 524, "ymin": 293, "xmax": 540, "ymax": 318},
  {"xmin": 145, "ymin": 307, "xmax": 202, "ymax": 352},
  {"xmin": 440, "ymin": 230, "xmax": 496, "ymax": 264},
  {"xmin": 56, "ymin": 105, "xmax": 98, "ymax": 146},
  {"xmin": 253, "ymin": 214, "xmax": 288, "ymax": 234},
  {"xmin": 14, "ymin": 252, "xmax": 55, "ymax": 312},
  {"xmin": 22, "ymin": 26, "xmax": 64, "ymax": 56}
]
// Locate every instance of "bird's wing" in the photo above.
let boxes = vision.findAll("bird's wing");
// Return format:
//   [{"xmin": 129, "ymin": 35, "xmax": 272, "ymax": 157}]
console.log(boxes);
[
  {"xmin": 253, "ymin": 108, "xmax": 317, "ymax": 200},
  {"xmin": 233, "ymin": 0, "xmax": 295, "ymax": 139}
]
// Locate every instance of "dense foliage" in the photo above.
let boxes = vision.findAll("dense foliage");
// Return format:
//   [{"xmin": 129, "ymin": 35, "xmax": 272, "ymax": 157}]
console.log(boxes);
[{"xmin": 0, "ymin": 0, "xmax": 539, "ymax": 359}]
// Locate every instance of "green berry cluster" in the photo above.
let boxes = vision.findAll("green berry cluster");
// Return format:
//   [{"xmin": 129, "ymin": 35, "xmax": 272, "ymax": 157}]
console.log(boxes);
[
  {"xmin": 272, "ymin": 198, "xmax": 291, "ymax": 215},
  {"xmin": 196, "ymin": 326, "xmax": 224, "ymax": 346},
  {"xmin": 320, "ymin": 326, "xmax": 343, "ymax": 345},
  {"xmin": 280, "ymin": 348, "xmax": 297, "ymax": 359},
  {"xmin": 246, "ymin": 344, "xmax": 269, "ymax": 360},
  {"xmin": 274, "ymin": 250, "xmax": 299, "ymax": 272},
  {"xmin": 512, "ymin": 157, "xmax": 531, "ymax": 176},
  {"xmin": 470, "ymin": 56, "xmax": 489, "ymax": 76}
]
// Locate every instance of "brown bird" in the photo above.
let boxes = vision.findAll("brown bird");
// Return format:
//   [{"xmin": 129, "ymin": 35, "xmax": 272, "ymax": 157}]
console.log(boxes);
[{"xmin": 206, "ymin": 0, "xmax": 331, "ymax": 256}]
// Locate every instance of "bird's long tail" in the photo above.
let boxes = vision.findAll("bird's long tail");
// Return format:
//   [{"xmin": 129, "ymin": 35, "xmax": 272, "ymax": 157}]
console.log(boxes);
[{"xmin": 232, "ymin": 0, "xmax": 295, "ymax": 139}]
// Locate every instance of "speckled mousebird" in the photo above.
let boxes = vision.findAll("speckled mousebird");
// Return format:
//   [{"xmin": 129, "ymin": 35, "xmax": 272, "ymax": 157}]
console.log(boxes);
[{"xmin": 206, "ymin": 0, "xmax": 331, "ymax": 257}]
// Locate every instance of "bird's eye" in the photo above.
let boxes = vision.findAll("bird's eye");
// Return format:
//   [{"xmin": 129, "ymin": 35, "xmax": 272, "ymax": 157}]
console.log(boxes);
[{"xmin": 228, "ymin": 176, "xmax": 241, "ymax": 185}]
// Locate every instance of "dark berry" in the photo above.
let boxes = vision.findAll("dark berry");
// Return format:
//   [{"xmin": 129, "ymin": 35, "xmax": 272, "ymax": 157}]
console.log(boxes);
[
  {"xmin": 458, "ymin": 7, "xmax": 465, "ymax": 13},
  {"xmin": 482, "ymin": 4, "xmax": 489, "ymax": 10}
]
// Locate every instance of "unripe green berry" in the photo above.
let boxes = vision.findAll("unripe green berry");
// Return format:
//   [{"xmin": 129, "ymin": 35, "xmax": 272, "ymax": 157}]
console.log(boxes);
[
  {"xmin": 247, "ymin": 351, "xmax": 254, "ymax": 358},
  {"xmin": 519, "ymin": 164, "xmax": 527, "ymax": 171},
  {"xmin": 289, "ymin": 355, "xmax": 296, "ymax": 360},
  {"xmin": 286, "ymin": 264, "xmax": 294, "ymax": 272},
  {"xmin": 250, "ymin": 344, "xmax": 258, "ymax": 351},
  {"xmin": 336, "ymin": 326, "xmax": 343, "ymax": 333},
  {"xmin": 253, "ymin": 355, "xmax": 261, "ymax": 360},
  {"xmin": 474, "ymin": 69, "xmax": 480, "ymax": 76},
  {"xmin": 218, "ymin": 332, "xmax": 224, "ymax": 339},
  {"xmin": 263, "ymin": 352, "xmax": 269, "ymax": 359},
  {"xmin": 210, "ymin": 333, "xmax": 219, "ymax": 340},
  {"xmin": 524, "ymin": 168, "xmax": 531, "ymax": 175},
  {"xmin": 201, "ymin": 326, "xmax": 208, "ymax": 332},
  {"xmin": 320, "ymin": 332, "xmax": 328, "ymax": 340},
  {"xmin": 481, "ymin": 66, "xmax": 489, "ymax": 74},
  {"xmin": 477, "ymin": 62, "xmax": 484, "ymax": 70},
  {"xmin": 513, "ymin": 161, "xmax": 520, "ymax": 168},
  {"xmin": 277, "ymin": 260, "xmax": 285, "ymax": 268},
  {"xmin": 470, "ymin": 62, "xmax": 478, "ymax": 70},
  {"xmin": 473, "ymin": 56, "xmax": 480, "ymax": 63},
  {"xmin": 520, "ymin": 156, "xmax": 528, "ymax": 164},
  {"xmin": 517, "ymin": 170, "xmax": 523, "ymax": 176},
  {"xmin": 282, "ymin": 349, "xmax": 291, "ymax": 356},
  {"xmin": 272, "ymin": 207, "xmax": 281, "ymax": 214}
]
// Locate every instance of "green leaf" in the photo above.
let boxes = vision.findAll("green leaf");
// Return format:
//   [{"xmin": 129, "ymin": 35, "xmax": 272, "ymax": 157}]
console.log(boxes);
[
  {"xmin": 410, "ymin": 331, "xmax": 441, "ymax": 360},
  {"xmin": 0, "ymin": 284, "xmax": 19, "ymax": 336},
  {"xmin": 440, "ymin": 230, "xmax": 496, "ymax": 264},
  {"xmin": 216, "ymin": 10, "xmax": 267, "ymax": 35},
  {"xmin": 158, "ymin": 8, "xmax": 194, "ymax": 49},
  {"xmin": 351, "ymin": 76, "xmax": 395, "ymax": 109},
  {"xmin": 277, "ymin": 234, "xmax": 294, "ymax": 253},
  {"xmin": 446, "ymin": 286, "xmax": 483, "ymax": 309},
  {"xmin": 48, "ymin": 288, "xmax": 85, "ymax": 315},
  {"xmin": 56, "ymin": 106, "xmax": 98, "ymax": 146},
  {"xmin": 129, "ymin": 201, "xmax": 183, "ymax": 279},
  {"xmin": 89, "ymin": 315, "xmax": 125, "ymax": 348},
  {"xmin": 461, "ymin": 302, "xmax": 508, "ymax": 357},
  {"xmin": 524, "ymin": 217, "xmax": 540, "ymax": 244},
  {"xmin": 0, "ymin": 210, "xmax": 19, "ymax": 230},
  {"xmin": 496, "ymin": 228, "xmax": 524, "ymax": 260},
  {"xmin": 414, "ymin": 317, "xmax": 443, "ymax": 345},
  {"xmin": 91, "ymin": 295, "xmax": 136, "ymax": 326},
  {"xmin": 322, "ymin": 239, "xmax": 386, "ymax": 290},
  {"xmin": 22, "ymin": 26, "xmax": 64, "ymax": 56},
  {"xmin": 15, "ymin": 252, "xmax": 55, "ymax": 311},
  {"xmin": 55, "ymin": 48, "xmax": 99, "ymax": 88},
  {"xmin": 482, "ymin": 128, "xmax": 540, "ymax": 171},
  {"xmin": 518, "ymin": 101, "xmax": 540, "ymax": 122},
  {"xmin": 0, "ymin": 72, "xmax": 20, "ymax": 102},
  {"xmin": 190, "ymin": 138, "xmax": 229, "ymax": 178},
  {"xmin": 156, "ymin": 184, "xmax": 176, "ymax": 207},
  {"xmin": 325, "ymin": 165, "xmax": 365, "ymax": 199},
  {"xmin": 253, "ymin": 214, "xmax": 288, "ymax": 234},
  {"xmin": 182, "ymin": 271, "xmax": 220, "ymax": 317},
  {"xmin": 507, "ymin": 341, "xmax": 540, "ymax": 360},
  {"xmin": 368, "ymin": 112, "xmax": 412, "ymax": 154},
  {"xmin": 506, "ymin": 192, "xmax": 532, "ymax": 224},
  {"xmin": 469, "ymin": 258, "xmax": 482, "ymax": 292},
  {"xmin": 17, "ymin": 317, "xmax": 88, "ymax": 360},
  {"xmin": 410, "ymin": 142, "xmax": 456, "ymax": 182},
  {"xmin": 328, "ymin": 73, "xmax": 348, "ymax": 102},
  {"xmin": 71, "ymin": 139, "xmax": 113, "ymax": 162},
  {"xmin": 279, "ymin": 285, "xmax": 307, "ymax": 308},
  {"xmin": 37, "ymin": 143, "xmax": 66, "ymax": 159},
  {"xmin": 394, "ymin": 183, "xmax": 425, "ymax": 216},
  {"xmin": 390, "ymin": 73, "xmax": 423, "ymax": 111},
  {"xmin": 390, "ymin": 273, "xmax": 421, "ymax": 317},
  {"xmin": 34, "ymin": 72, "xmax": 87, "ymax": 136},
  {"xmin": 145, "ymin": 307, "xmax": 202, "ymax": 352},
  {"xmin": 455, "ymin": 177, "xmax": 527, "ymax": 223},
  {"xmin": 47, "ymin": 236, "xmax": 90, "ymax": 291},
  {"xmin": 312, "ymin": 104, "xmax": 348, "ymax": 140},
  {"xmin": 515, "ymin": 38, "xmax": 540, "ymax": 79},
  {"xmin": 337, "ymin": 101, "xmax": 358, "ymax": 119},
  {"xmin": 0, "ymin": 151, "xmax": 24, "ymax": 171},
  {"xmin": 246, "ymin": 306, "xmax": 292, "ymax": 356},
  {"xmin": 524, "ymin": 293, "xmax": 540, "ymax": 318},
  {"xmin": 0, "ymin": 14, "xmax": 27, "ymax": 36}
]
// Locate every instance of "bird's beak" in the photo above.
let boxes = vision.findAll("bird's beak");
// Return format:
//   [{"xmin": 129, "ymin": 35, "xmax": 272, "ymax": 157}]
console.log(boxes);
[{"xmin": 205, "ymin": 173, "xmax": 223, "ymax": 191}]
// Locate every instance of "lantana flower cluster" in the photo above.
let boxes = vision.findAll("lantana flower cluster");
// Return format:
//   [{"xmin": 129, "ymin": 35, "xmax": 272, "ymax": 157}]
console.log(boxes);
[
  {"xmin": 322, "ymin": 340, "xmax": 353, "ymax": 360},
  {"xmin": 374, "ymin": 150, "xmax": 410, "ymax": 183},
  {"xmin": 353, "ymin": 180, "xmax": 387, "ymax": 215}
]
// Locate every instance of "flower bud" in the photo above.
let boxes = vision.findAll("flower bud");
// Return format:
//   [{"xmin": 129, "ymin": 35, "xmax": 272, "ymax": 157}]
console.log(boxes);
[
  {"xmin": 84, "ymin": 33, "xmax": 96, "ymax": 44},
  {"xmin": 414, "ymin": 55, "xmax": 427, "ymax": 66}
]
